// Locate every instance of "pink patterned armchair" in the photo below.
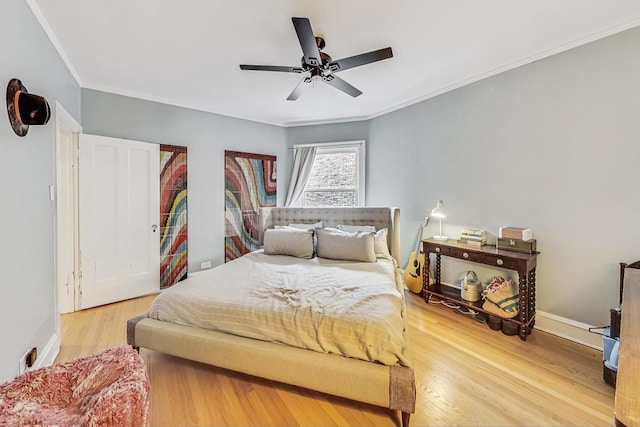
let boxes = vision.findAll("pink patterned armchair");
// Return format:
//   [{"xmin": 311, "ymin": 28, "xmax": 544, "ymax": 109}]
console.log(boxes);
[{"xmin": 0, "ymin": 346, "xmax": 150, "ymax": 427}]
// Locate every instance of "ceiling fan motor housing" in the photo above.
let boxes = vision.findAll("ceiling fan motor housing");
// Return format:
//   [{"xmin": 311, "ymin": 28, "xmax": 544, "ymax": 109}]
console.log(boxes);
[
  {"xmin": 301, "ymin": 51, "xmax": 332, "ymax": 70},
  {"xmin": 239, "ymin": 17, "xmax": 393, "ymax": 100}
]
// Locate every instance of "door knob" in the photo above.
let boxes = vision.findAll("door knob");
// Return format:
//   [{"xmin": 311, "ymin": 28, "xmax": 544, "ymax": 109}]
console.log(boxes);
[{"xmin": 152, "ymin": 224, "xmax": 158, "ymax": 232}]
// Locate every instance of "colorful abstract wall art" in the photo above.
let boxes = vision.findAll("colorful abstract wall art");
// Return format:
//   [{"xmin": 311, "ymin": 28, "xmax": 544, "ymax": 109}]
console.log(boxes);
[
  {"xmin": 160, "ymin": 144, "xmax": 188, "ymax": 288},
  {"xmin": 224, "ymin": 150, "xmax": 277, "ymax": 261}
]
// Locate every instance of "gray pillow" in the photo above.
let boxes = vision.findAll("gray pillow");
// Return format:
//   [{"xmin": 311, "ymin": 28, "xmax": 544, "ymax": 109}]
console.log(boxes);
[
  {"xmin": 263, "ymin": 228, "xmax": 314, "ymax": 259},
  {"xmin": 275, "ymin": 223, "xmax": 322, "ymax": 256},
  {"xmin": 316, "ymin": 228, "xmax": 376, "ymax": 262}
]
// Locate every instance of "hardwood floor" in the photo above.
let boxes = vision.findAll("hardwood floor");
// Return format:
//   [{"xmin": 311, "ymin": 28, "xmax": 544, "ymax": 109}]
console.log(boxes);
[{"xmin": 56, "ymin": 291, "xmax": 615, "ymax": 426}]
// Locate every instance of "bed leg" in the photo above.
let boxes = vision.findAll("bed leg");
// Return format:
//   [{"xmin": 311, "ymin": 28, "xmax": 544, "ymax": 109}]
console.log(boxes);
[{"xmin": 401, "ymin": 411, "xmax": 411, "ymax": 427}]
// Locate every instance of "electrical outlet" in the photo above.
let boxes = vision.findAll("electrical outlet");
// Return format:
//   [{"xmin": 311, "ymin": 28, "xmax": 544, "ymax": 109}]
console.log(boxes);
[
  {"xmin": 19, "ymin": 349, "xmax": 30, "ymax": 374},
  {"xmin": 27, "ymin": 347, "xmax": 37, "ymax": 367},
  {"xmin": 200, "ymin": 261, "xmax": 212, "ymax": 270},
  {"xmin": 19, "ymin": 347, "xmax": 37, "ymax": 374}
]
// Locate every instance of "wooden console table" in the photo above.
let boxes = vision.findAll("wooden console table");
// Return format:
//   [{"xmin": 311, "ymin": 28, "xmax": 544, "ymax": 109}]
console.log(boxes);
[{"xmin": 421, "ymin": 238, "xmax": 540, "ymax": 341}]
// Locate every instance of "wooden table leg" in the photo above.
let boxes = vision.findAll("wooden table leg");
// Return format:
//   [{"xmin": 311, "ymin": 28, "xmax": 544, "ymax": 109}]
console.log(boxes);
[
  {"xmin": 528, "ymin": 268, "xmax": 536, "ymax": 329},
  {"xmin": 434, "ymin": 254, "xmax": 442, "ymax": 293},
  {"xmin": 518, "ymin": 273, "xmax": 528, "ymax": 340},
  {"xmin": 422, "ymin": 253, "xmax": 431, "ymax": 302}
]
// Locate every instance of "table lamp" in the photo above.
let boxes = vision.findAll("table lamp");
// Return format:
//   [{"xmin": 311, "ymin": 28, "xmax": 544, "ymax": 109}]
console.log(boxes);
[{"xmin": 431, "ymin": 200, "xmax": 448, "ymax": 240}]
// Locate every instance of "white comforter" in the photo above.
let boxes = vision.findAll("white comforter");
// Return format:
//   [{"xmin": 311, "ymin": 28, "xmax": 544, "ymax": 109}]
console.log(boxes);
[{"xmin": 148, "ymin": 250, "xmax": 408, "ymax": 366}]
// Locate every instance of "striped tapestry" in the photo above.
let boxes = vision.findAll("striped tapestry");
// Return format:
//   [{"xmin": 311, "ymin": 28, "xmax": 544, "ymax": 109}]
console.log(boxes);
[
  {"xmin": 160, "ymin": 145, "xmax": 188, "ymax": 288},
  {"xmin": 224, "ymin": 150, "xmax": 277, "ymax": 261}
]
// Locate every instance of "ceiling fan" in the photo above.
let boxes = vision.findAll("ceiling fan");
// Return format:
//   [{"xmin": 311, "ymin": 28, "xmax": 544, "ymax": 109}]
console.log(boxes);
[{"xmin": 239, "ymin": 17, "xmax": 393, "ymax": 101}]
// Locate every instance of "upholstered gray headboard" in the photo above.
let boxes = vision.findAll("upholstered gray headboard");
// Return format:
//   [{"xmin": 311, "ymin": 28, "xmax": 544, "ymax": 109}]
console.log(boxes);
[{"xmin": 259, "ymin": 207, "xmax": 401, "ymax": 264}]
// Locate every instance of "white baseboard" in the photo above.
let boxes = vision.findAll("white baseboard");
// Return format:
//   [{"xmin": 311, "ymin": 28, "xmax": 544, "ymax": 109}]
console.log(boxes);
[
  {"xmin": 31, "ymin": 333, "xmax": 60, "ymax": 371},
  {"xmin": 535, "ymin": 311, "xmax": 603, "ymax": 350}
]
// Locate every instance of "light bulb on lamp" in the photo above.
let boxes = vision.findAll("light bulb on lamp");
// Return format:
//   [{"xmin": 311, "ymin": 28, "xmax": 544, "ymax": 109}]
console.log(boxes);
[{"xmin": 431, "ymin": 200, "xmax": 448, "ymax": 240}]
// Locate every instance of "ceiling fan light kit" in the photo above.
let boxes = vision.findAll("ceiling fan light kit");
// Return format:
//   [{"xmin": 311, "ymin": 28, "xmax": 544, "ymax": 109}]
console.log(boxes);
[{"xmin": 240, "ymin": 17, "xmax": 393, "ymax": 101}]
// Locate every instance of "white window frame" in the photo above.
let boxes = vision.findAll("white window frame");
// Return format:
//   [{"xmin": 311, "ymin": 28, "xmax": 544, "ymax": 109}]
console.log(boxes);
[{"xmin": 294, "ymin": 140, "xmax": 366, "ymax": 207}]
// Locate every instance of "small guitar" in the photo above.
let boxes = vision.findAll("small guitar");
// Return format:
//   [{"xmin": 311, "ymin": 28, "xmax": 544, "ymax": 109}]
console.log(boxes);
[{"xmin": 404, "ymin": 217, "xmax": 429, "ymax": 293}]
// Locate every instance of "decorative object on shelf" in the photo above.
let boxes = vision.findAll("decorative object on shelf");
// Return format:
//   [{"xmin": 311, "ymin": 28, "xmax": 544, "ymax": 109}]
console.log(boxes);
[
  {"xmin": 488, "ymin": 315, "xmax": 502, "ymax": 331},
  {"xmin": 458, "ymin": 271, "xmax": 483, "ymax": 302},
  {"xmin": 458, "ymin": 229, "xmax": 487, "ymax": 246},
  {"xmin": 404, "ymin": 216, "xmax": 430, "ymax": 293},
  {"xmin": 496, "ymin": 237, "xmax": 537, "ymax": 254},
  {"xmin": 6, "ymin": 78, "xmax": 51, "ymax": 137},
  {"xmin": 499, "ymin": 227, "xmax": 533, "ymax": 241},
  {"xmin": 488, "ymin": 314, "xmax": 519, "ymax": 335},
  {"xmin": 500, "ymin": 320, "xmax": 519, "ymax": 336},
  {"xmin": 430, "ymin": 200, "xmax": 448, "ymax": 240},
  {"xmin": 482, "ymin": 276, "xmax": 518, "ymax": 318}
]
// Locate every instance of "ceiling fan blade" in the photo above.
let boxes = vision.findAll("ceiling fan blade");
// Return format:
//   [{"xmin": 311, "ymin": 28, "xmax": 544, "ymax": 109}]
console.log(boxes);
[
  {"xmin": 292, "ymin": 17, "xmax": 322, "ymax": 67},
  {"xmin": 322, "ymin": 74, "xmax": 362, "ymax": 98},
  {"xmin": 240, "ymin": 65, "xmax": 304, "ymax": 73},
  {"xmin": 326, "ymin": 47, "xmax": 393, "ymax": 73},
  {"xmin": 287, "ymin": 77, "xmax": 312, "ymax": 101}
]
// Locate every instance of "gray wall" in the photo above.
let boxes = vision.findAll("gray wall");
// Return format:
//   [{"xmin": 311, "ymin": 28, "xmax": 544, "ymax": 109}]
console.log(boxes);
[
  {"xmin": 81, "ymin": 90, "xmax": 288, "ymax": 270},
  {"xmin": 0, "ymin": 0, "xmax": 81, "ymax": 382},
  {"xmin": 364, "ymin": 26, "xmax": 640, "ymax": 325},
  {"xmin": 286, "ymin": 121, "xmax": 369, "ymax": 146}
]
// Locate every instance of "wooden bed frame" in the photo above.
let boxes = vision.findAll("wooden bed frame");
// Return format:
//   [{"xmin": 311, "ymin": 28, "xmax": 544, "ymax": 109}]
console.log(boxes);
[{"xmin": 127, "ymin": 207, "xmax": 416, "ymax": 426}]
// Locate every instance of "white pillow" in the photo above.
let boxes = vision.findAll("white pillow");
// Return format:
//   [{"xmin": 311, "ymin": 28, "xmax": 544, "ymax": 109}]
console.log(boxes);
[
  {"xmin": 374, "ymin": 228, "xmax": 392, "ymax": 259},
  {"xmin": 263, "ymin": 228, "xmax": 314, "ymax": 258},
  {"xmin": 286, "ymin": 221, "xmax": 323, "ymax": 230},
  {"xmin": 335, "ymin": 224, "xmax": 376, "ymax": 232},
  {"xmin": 316, "ymin": 228, "xmax": 376, "ymax": 262}
]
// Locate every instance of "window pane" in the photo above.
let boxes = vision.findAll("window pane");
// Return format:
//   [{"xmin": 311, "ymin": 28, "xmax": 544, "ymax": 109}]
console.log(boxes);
[
  {"xmin": 305, "ymin": 152, "xmax": 356, "ymax": 190},
  {"xmin": 303, "ymin": 191, "xmax": 356, "ymax": 207}
]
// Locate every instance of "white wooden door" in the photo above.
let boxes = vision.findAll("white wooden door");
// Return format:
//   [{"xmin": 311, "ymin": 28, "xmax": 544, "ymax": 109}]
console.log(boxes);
[
  {"xmin": 79, "ymin": 134, "xmax": 160, "ymax": 309},
  {"xmin": 54, "ymin": 102, "xmax": 82, "ymax": 315}
]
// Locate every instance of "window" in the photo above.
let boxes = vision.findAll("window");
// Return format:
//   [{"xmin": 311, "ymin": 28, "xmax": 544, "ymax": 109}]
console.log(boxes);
[{"xmin": 300, "ymin": 141, "xmax": 365, "ymax": 207}]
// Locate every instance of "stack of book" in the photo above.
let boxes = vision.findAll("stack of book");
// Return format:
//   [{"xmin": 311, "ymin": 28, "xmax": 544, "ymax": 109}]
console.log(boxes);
[{"xmin": 458, "ymin": 229, "xmax": 487, "ymax": 247}]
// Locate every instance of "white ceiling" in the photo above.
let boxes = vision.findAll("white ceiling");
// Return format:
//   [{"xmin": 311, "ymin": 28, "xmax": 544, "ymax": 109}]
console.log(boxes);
[{"xmin": 29, "ymin": 0, "xmax": 640, "ymax": 127}]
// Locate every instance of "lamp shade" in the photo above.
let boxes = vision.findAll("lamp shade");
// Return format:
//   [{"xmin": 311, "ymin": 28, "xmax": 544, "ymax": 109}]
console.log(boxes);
[{"xmin": 431, "ymin": 200, "xmax": 446, "ymax": 218}]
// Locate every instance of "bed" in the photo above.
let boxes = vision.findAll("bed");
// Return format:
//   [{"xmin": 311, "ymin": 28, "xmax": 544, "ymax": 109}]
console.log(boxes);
[{"xmin": 127, "ymin": 207, "xmax": 416, "ymax": 425}]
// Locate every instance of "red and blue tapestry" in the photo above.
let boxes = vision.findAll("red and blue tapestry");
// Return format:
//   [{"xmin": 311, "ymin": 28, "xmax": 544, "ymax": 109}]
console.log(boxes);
[
  {"xmin": 224, "ymin": 150, "xmax": 277, "ymax": 261},
  {"xmin": 160, "ymin": 145, "xmax": 188, "ymax": 288}
]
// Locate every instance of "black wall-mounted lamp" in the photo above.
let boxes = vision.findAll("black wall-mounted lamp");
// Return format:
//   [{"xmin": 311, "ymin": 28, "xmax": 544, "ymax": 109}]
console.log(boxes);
[{"xmin": 6, "ymin": 78, "xmax": 51, "ymax": 137}]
